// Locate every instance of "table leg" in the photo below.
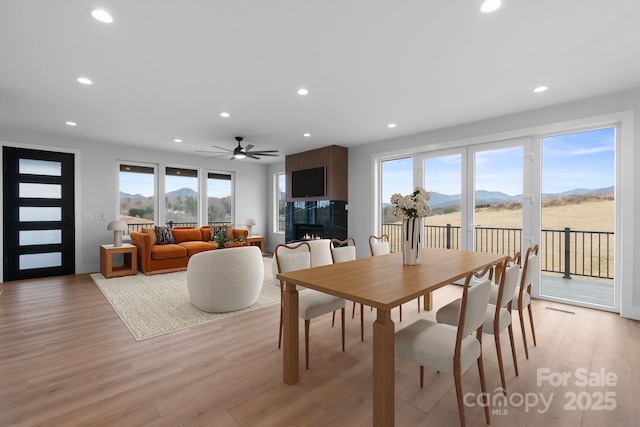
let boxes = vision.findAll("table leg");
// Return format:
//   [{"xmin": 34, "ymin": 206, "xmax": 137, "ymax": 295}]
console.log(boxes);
[
  {"xmin": 423, "ymin": 291, "xmax": 433, "ymax": 311},
  {"xmin": 283, "ymin": 283, "xmax": 299, "ymax": 384},
  {"xmin": 373, "ymin": 308, "xmax": 395, "ymax": 427}
]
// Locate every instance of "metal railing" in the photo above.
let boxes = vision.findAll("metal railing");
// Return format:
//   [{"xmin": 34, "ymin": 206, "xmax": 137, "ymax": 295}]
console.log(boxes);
[
  {"xmin": 126, "ymin": 221, "xmax": 231, "ymax": 233},
  {"xmin": 382, "ymin": 223, "xmax": 614, "ymax": 280}
]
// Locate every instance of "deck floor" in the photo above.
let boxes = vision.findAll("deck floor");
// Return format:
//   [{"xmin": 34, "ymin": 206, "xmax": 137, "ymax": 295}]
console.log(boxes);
[{"xmin": 541, "ymin": 274, "xmax": 614, "ymax": 307}]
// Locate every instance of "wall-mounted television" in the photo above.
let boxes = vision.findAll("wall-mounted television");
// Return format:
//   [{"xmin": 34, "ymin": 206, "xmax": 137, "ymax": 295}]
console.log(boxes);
[{"xmin": 291, "ymin": 166, "xmax": 325, "ymax": 198}]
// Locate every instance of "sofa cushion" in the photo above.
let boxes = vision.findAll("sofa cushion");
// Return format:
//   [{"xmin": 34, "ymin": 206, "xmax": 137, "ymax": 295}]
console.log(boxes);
[
  {"xmin": 172, "ymin": 227, "xmax": 203, "ymax": 243},
  {"xmin": 141, "ymin": 227, "xmax": 158, "ymax": 246},
  {"xmin": 155, "ymin": 226, "xmax": 175, "ymax": 245},
  {"xmin": 178, "ymin": 241, "xmax": 218, "ymax": 256},
  {"xmin": 150, "ymin": 244, "xmax": 186, "ymax": 260}
]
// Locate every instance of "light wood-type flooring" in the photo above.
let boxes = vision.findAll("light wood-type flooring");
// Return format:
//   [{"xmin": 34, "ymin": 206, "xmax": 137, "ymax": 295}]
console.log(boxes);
[{"xmin": 1, "ymin": 272, "xmax": 640, "ymax": 426}]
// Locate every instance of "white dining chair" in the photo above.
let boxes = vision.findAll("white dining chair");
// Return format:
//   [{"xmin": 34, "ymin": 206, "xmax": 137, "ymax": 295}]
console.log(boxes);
[
  {"xmin": 437, "ymin": 257, "xmax": 521, "ymax": 392},
  {"xmin": 395, "ymin": 265, "xmax": 493, "ymax": 427},
  {"xmin": 330, "ymin": 237, "xmax": 364, "ymax": 341},
  {"xmin": 275, "ymin": 242, "xmax": 347, "ymax": 370}
]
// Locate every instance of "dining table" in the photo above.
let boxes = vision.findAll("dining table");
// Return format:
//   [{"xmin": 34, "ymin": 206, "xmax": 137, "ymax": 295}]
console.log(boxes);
[{"xmin": 276, "ymin": 247, "xmax": 508, "ymax": 427}]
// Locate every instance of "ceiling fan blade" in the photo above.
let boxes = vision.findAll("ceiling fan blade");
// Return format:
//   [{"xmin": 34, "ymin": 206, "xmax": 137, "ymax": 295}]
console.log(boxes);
[
  {"xmin": 244, "ymin": 144, "xmax": 254, "ymax": 152},
  {"xmin": 210, "ymin": 145, "xmax": 233, "ymax": 152},
  {"xmin": 246, "ymin": 153, "xmax": 261, "ymax": 159},
  {"xmin": 196, "ymin": 150, "xmax": 232, "ymax": 156},
  {"xmin": 250, "ymin": 151, "xmax": 279, "ymax": 156}
]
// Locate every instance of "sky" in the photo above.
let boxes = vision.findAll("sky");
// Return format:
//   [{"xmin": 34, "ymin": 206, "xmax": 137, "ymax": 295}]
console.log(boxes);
[
  {"xmin": 119, "ymin": 173, "xmax": 231, "ymax": 198},
  {"xmin": 382, "ymin": 127, "xmax": 615, "ymax": 201}
]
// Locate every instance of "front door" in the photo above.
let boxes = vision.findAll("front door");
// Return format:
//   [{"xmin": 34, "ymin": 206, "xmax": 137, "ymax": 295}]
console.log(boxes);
[{"xmin": 3, "ymin": 147, "xmax": 75, "ymax": 281}]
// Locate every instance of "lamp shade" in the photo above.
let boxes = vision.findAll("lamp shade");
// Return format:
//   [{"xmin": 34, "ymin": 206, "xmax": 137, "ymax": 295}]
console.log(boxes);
[
  {"xmin": 107, "ymin": 220, "xmax": 128, "ymax": 247},
  {"xmin": 244, "ymin": 218, "xmax": 256, "ymax": 226}
]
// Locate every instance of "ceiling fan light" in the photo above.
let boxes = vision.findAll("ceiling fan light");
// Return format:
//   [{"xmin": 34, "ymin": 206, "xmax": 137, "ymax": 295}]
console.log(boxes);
[{"xmin": 234, "ymin": 153, "xmax": 246, "ymax": 159}]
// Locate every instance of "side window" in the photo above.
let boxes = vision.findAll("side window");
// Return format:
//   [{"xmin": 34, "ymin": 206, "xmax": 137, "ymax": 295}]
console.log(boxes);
[
  {"xmin": 274, "ymin": 172, "xmax": 286, "ymax": 233},
  {"xmin": 119, "ymin": 164, "xmax": 156, "ymax": 232},
  {"xmin": 207, "ymin": 172, "xmax": 233, "ymax": 226}
]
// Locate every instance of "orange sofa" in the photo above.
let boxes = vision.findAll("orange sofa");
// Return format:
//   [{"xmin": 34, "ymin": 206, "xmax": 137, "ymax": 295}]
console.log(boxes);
[{"xmin": 129, "ymin": 225, "xmax": 248, "ymax": 275}]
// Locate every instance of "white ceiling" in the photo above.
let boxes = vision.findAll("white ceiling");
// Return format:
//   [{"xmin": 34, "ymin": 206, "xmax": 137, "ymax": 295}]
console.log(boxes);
[{"xmin": 1, "ymin": 1, "xmax": 639, "ymax": 163}]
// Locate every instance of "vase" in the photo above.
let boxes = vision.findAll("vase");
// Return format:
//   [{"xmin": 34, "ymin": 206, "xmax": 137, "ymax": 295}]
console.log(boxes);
[{"xmin": 402, "ymin": 218, "xmax": 424, "ymax": 265}]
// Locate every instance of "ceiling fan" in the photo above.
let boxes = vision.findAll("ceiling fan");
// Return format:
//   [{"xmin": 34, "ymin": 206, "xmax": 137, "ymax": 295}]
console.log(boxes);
[{"xmin": 197, "ymin": 137, "xmax": 279, "ymax": 160}]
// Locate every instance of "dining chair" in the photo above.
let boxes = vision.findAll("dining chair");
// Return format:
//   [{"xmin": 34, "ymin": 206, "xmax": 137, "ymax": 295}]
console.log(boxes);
[
  {"xmin": 395, "ymin": 265, "xmax": 493, "ymax": 427},
  {"xmin": 330, "ymin": 237, "xmax": 365, "ymax": 341},
  {"xmin": 506, "ymin": 245, "xmax": 539, "ymax": 360},
  {"xmin": 275, "ymin": 242, "xmax": 347, "ymax": 369},
  {"xmin": 436, "ymin": 257, "xmax": 521, "ymax": 393},
  {"xmin": 369, "ymin": 234, "xmax": 422, "ymax": 321}
]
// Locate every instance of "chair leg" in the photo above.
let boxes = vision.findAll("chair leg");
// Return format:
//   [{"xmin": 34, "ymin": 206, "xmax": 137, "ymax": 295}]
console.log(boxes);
[
  {"xmin": 278, "ymin": 305, "xmax": 283, "ymax": 349},
  {"xmin": 341, "ymin": 307, "xmax": 345, "ymax": 351},
  {"xmin": 518, "ymin": 308, "xmax": 530, "ymax": 359},
  {"xmin": 494, "ymin": 331, "xmax": 507, "ymax": 393},
  {"xmin": 453, "ymin": 364, "xmax": 466, "ymax": 427},
  {"xmin": 528, "ymin": 304, "xmax": 537, "ymax": 346},
  {"xmin": 399, "ymin": 304, "xmax": 403, "ymax": 322},
  {"xmin": 508, "ymin": 323, "xmax": 519, "ymax": 377},
  {"xmin": 417, "ymin": 296, "xmax": 421, "ymax": 313},
  {"xmin": 360, "ymin": 303, "xmax": 364, "ymax": 342},
  {"xmin": 305, "ymin": 319, "xmax": 310, "ymax": 370},
  {"xmin": 332, "ymin": 311, "xmax": 335, "ymax": 327},
  {"xmin": 477, "ymin": 352, "xmax": 491, "ymax": 425},
  {"xmin": 352, "ymin": 301, "xmax": 356, "ymax": 319},
  {"xmin": 420, "ymin": 365, "xmax": 424, "ymax": 388}
]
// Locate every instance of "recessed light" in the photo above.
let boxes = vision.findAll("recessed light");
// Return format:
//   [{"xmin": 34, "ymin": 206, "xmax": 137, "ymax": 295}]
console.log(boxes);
[
  {"xmin": 173, "ymin": 139, "xmax": 182, "ymax": 143},
  {"xmin": 220, "ymin": 112, "xmax": 230, "ymax": 118},
  {"xmin": 91, "ymin": 9, "xmax": 114, "ymax": 23},
  {"xmin": 297, "ymin": 88, "xmax": 309, "ymax": 96},
  {"xmin": 77, "ymin": 77, "xmax": 93, "ymax": 85},
  {"xmin": 387, "ymin": 123, "xmax": 397, "ymax": 128},
  {"xmin": 533, "ymin": 86, "xmax": 548, "ymax": 93},
  {"xmin": 479, "ymin": 0, "xmax": 502, "ymax": 13},
  {"xmin": 303, "ymin": 133, "xmax": 311, "ymax": 137},
  {"xmin": 65, "ymin": 121, "xmax": 77, "ymax": 126}
]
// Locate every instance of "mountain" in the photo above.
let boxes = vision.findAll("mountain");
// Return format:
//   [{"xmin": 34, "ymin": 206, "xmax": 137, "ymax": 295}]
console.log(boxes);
[
  {"xmin": 542, "ymin": 186, "xmax": 614, "ymax": 198},
  {"xmin": 166, "ymin": 187, "xmax": 198, "ymax": 198},
  {"xmin": 428, "ymin": 192, "xmax": 461, "ymax": 209},
  {"xmin": 119, "ymin": 191, "xmax": 146, "ymax": 199}
]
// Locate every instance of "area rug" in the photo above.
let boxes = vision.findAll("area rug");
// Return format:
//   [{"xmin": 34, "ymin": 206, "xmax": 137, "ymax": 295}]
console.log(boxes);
[{"xmin": 91, "ymin": 258, "xmax": 280, "ymax": 341}]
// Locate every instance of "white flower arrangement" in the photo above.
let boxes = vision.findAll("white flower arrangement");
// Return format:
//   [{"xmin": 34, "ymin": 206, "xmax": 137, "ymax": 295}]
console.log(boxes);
[{"xmin": 390, "ymin": 187, "xmax": 432, "ymax": 219}]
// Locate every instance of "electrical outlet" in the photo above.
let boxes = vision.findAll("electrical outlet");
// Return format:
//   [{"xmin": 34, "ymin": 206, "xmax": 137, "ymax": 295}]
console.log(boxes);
[{"xmin": 82, "ymin": 213, "xmax": 95, "ymax": 220}]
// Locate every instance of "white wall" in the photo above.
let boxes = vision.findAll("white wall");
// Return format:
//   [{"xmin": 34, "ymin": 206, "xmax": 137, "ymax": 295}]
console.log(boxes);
[
  {"xmin": 348, "ymin": 88, "xmax": 640, "ymax": 319},
  {"xmin": 0, "ymin": 137, "xmax": 269, "ymax": 277}
]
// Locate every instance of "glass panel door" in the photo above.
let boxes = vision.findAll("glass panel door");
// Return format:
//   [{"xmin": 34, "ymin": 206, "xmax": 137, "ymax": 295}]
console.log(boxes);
[
  {"xmin": 540, "ymin": 127, "xmax": 615, "ymax": 308},
  {"xmin": 380, "ymin": 157, "xmax": 413, "ymax": 252},
  {"xmin": 3, "ymin": 147, "xmax": 75, "ymax": 281},
  {"xmin": 470, "ymin": 143, "xmax": 525, "ymax": 260}
]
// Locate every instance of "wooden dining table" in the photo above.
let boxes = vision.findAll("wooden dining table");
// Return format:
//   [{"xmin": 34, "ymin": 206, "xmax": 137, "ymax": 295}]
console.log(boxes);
[{"xmin": 276, "ymin": 247, "xmax": 508, "ymax": 427}]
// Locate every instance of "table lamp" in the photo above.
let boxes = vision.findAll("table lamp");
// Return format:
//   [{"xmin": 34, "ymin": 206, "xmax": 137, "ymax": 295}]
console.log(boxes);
[
  {"xmin": 107, "ymin": 220, "xmax": 129, "ymax": 247},
  {"xmin": 244, "ymin": 218, "xmax": 256, "ymax": 236}
]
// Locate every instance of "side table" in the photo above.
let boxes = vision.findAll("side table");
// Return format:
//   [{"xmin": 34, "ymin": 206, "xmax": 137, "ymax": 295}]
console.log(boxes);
[
  {"xmin": 245, "ymin": 236, "xmax": 265, "ymax": 253},
  {"xmin": 100, "ymin": 243, "xmax": 137, "ymax": 278}
]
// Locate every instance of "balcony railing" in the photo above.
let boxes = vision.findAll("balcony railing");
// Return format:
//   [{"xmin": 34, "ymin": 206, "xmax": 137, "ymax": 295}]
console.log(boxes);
[
  {"xmin": 126, "ymin": 221, "xmax": 231, "ymax": 233},
  {"xmin": 382, "ymin": 223, "xmax": 614, "ymax": 280}
]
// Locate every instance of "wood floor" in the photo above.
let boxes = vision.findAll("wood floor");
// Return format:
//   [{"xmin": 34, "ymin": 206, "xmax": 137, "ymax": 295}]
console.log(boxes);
[{"xmin": 1, "ymin": 273, "xmax": 640, "ymax": 426}]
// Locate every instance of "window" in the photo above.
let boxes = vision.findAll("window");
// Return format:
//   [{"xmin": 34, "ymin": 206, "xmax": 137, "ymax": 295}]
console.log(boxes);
[
  {"xmin": 380, "ymin": 157, "xmax": 414, "ymax": 252},
  {"xmin": 119, "ymin": 164, "xmax": 156, "ymax": 229},
  {"xmin": 207, "ymin": 172, "xmax": 233, "ymax": 225},
  {"xmin": 165, "ymin": 167, "xmax": 198, "ymax": 226},
  {"xmin": 274, "ymin": 172, "xmax": 286, "ymax": 233}
]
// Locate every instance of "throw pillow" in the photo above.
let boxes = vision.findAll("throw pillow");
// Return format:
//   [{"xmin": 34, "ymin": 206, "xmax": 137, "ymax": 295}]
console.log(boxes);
[
  {"xmin": 155, "ymin": 226, "xmax": 175, "ymax": 245},
  {"xmin": 209, "ymin": 225, "xmax": 221, "ymax": 241}
]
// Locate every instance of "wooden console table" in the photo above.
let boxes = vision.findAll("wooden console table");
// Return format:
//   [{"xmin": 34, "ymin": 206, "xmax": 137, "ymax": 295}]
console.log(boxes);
[
  {"xmin": 100, "ymin": 244, "xmax": 137, "ymax": 278},
  {"xmin": 245, "ymin": 236, "xmax": 265, "ymax": 253}
]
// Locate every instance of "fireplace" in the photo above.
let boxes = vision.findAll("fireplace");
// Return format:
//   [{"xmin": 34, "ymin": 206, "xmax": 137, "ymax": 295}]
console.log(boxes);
[
  {"xmin": 295, "ymin": 224, "xmax": 323, "ymax": 241},
  {"xmin": 285, "ymin": 200, "xmax": 347, "ymax": 243}
]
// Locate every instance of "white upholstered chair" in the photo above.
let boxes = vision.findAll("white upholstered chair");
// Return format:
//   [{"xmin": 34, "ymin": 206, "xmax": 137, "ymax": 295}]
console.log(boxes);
[
  {"xmin": 186, "ymin": 246, "xmax": 263, "ymax": 313},
  {"xmin": 275, "ymin": 242, "xmax": 346, "ymax": 370},
  {"xmin": 497, "ymin": 245, "xmax": 539, "ymax": 360},
  {"xmin": 437, "ymin": 257, "xmax": 521, "ymax": 392},
  {"xmin": 395, "ymin": 265, "xmax": 493, "ymax": 427},
  {"xmin": 330, "ymin": 238, "xmax": 364, "ymax": 341}
]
